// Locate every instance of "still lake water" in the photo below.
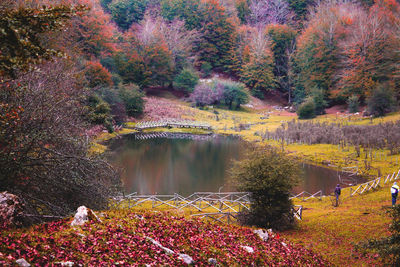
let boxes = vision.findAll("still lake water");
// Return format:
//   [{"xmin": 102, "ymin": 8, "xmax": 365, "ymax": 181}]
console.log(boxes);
[{"xmin": 107, "ymin": 134, "xmax": 364, "ymax": 196}]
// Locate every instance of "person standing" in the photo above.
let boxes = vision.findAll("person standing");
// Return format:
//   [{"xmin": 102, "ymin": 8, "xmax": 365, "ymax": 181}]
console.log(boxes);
[
  {"xmin": 391, "ymin": 182, "xmax": 400, "ymax": 206},
  {"xmin": 334, "ymin": 184, "xmax": 341, "ymax": 207}
]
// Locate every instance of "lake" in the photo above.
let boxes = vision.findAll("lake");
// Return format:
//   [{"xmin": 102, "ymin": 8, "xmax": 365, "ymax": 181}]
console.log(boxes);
[{"xmin": 107, "ymin": 133, "xmax": 364, "ymax": 196}]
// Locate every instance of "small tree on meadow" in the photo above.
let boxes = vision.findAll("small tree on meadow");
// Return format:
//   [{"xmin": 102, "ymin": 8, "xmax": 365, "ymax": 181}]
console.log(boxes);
[
  {"xmin": 347, "ymin": 95, "xmax": 360, "ymax": 113},
  {"xmin": 230, "ymin": 145, "xmax": 299, "ymax": 230},
  {"xmin": 297, "ymin": 97, "xmax": 316, "ymax": 119},
  {"xmin": 310, "ymin": 87, "xmax": 327, "ymax": 115},
  {"xmin": 219, "ymin": 80, "xmax": 249, "ymax": 110},
  {"xmin": 173, "ymin": 68, "xmax": 199, "ymax": 93},
  {"xmin": 367, "ymin": 84, "xmax": 396, "ymax": 117},
  {"xmin": 189, "ymin": 83, "xmax": 224, "ymax": 107}
]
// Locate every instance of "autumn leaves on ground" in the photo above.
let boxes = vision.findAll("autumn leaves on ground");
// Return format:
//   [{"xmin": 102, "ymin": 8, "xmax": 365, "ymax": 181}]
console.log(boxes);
[{"xmin": 0, "ymin": 210, "xmax": 329, "ymax": 266}]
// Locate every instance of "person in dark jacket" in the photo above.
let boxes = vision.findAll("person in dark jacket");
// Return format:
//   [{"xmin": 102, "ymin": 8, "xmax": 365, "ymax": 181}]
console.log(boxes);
[
  {"xmin": 391, "ymin": 182, "xmax": 399, "ymax": 206},
  {"xmin": 334, "ymin": 184, "xmax": 341, "ymax": 207}
]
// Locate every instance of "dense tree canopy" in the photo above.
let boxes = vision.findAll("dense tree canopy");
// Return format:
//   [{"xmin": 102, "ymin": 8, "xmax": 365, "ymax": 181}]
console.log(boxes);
[{"xmin": 0, "ymin": 4, "xmax": 86, "ymax": 78}]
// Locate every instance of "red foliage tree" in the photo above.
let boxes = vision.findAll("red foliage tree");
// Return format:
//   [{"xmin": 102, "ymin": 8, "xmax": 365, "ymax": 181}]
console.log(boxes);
[
  {"xmin": 65, "ymin": 0, "xmax": 118, "ymax": 59},
  {"xmin": 84, "ymin": 61, "xmax": 113, "ymax": 88}
]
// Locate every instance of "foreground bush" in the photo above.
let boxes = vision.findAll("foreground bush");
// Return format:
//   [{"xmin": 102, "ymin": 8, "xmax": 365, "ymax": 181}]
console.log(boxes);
[
  {"xmin": 0, "ymin": 210, "xmax": 328, "ymax": 265},
  {"xmin": 230, "ymin": 146, "xmax": 299, "ymax": 230},
  {"xmin": 0, "ymin": 61, "xmax": 119, "ymax": 223}
]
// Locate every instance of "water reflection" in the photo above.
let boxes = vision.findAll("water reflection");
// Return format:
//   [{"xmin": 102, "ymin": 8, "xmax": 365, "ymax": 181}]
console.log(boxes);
[
  {"xmin": 107, "ymin": 134, "xmax": 364, "ymax": 196},
  {"xmin": 107, "ymin": 134, "xmax": 241, "ymax": 195}
]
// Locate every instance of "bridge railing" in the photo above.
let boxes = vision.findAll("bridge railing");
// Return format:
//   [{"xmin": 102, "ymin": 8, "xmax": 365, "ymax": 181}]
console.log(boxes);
[{"xmin": 134, "ymin": 119, "xmax": 212, "ymax": 130}]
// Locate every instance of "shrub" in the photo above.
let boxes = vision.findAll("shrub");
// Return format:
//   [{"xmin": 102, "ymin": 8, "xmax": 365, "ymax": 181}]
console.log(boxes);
[
  {"xmin": 200, "ymin": 62, "xmax": 212, "ymax": 77},
  {"xmin": 86, "ymin": 94, "xmax": 113, "ymax": 131},
  {"xmin": 218, "ymin": 80, "xmax": 249, "ymax": 110},
  {"xmin": 297, "ymin": 97, "xmax": 316, "ymax": 119},
  {"xmin": 0, "ymin": 62, "xmax": 119, "ymax": 222},
  {"xmin": 367, "ymin": 84, "xmax": 396, "ymax": 117},
  {"xmin": 173, "ymin": 68, "xmax": 199, "ymax": 93},
  {"xmin": 189, "ymin": 83, "xmax": 224, "ymax": 107},
  {"xmin": 347, "ymin": 95, "xmax": 359, "ymax": 113},
  {"xmin": 311, "ymin": 87, "xmax": 327, "ymax": 115},
  {"xmin": 118, "ymin": 83, "xmax": 145, "ymax": 117},
  {"xmin": 97, "ymin": 87, "xmax": 127, "ymax": 125},
  {"xmin": 230, "ymin": 145, "xmax": 299, "ymax": 230},
  {"xmin": 190, "ymin": 79, "xmax": 249, "ymax": 110}
]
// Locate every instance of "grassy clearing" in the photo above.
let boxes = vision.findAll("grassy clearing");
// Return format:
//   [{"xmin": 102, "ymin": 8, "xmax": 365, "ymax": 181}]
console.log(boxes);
[{"xmin": 284, "ymin": 182, "xmax": 393, "ymax": 266}]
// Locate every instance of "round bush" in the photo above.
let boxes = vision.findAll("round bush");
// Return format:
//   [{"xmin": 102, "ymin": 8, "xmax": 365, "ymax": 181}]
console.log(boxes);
[
  {"xmin": 297, "ymin": 97, "xmax": 316, "ymax": 119},
  {"xmin": 173, "ymin": 68, "xmax": 199, "ymax": 93}
]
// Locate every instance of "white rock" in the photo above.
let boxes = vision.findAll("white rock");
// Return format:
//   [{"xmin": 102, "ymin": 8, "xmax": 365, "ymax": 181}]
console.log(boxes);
[
  {"xmin": 253, "ymin": 229, "xmax": 269, "ymax": 241},
  {"xmin": 71, "ymin": 206, "xmax": 89, "ymax": 226},
  {"xmin": 16, "ymin": 258, "xmax": 30, "ymax": 267},
  {"xmin": 179, "ymin": 253, "xmax": 194, "ymax": 264},
  {"xmin": 70, "ymin": 206, "xmax": 101, "ymax": 226},
  {"xmin": 241, "ymin": 246, "xmax": 254, "ymax": 253},
  {"xmin": 60, "ymin": 262, "xmax": 74, "ymax": 266}
]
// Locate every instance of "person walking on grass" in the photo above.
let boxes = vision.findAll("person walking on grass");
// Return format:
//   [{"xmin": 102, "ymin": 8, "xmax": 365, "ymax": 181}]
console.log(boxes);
[
  {"xmin": 391, "ymin": 182, "xmax": 400, "ymax": 206},
  {"xmin": 334, "ymin": 184, "xmax": 341, "ymax": 207}
]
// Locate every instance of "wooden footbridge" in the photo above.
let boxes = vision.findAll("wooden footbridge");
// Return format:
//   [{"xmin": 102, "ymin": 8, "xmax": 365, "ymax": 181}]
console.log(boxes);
[
  {"xmin": 134, "ymin": 119, "xmax": 212, "ymax": 131},
  {"xmin": 133, "ymin": 132, "xmax": 213, "ymax": 140},
  {"xmin": 109, "ymin": 192, "xmax": 303, "ymax": 223}
]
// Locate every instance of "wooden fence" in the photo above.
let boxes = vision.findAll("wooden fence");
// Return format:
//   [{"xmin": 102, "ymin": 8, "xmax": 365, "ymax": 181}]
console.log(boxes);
[
  {"xmin": 349, "ymin": 169, "xmax": 400, "ymax": 196},
  {"xmin": 290, "ymin": 191, "xmax": 322, "ymax": 201},
  {"xmin": 110, "ymin": 192, "xmax": 303, "ymax": 223},
  {"xmin": 134, "ymin": 119, "xmax": 212, "ymax": 131}
]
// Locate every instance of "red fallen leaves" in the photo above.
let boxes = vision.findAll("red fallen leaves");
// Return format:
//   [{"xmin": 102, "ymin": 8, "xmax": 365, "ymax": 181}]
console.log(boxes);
[{"xmin": 0, "ymin": 211, "xmax": 330, "ymax": 266}]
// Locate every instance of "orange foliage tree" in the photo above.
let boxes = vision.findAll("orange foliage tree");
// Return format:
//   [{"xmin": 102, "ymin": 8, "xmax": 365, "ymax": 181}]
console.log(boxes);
[
  {"xmin": 338, "ymin": 0, "xmax": 400, "ymax": 100},
  {"xmin": 116, "ymin": 15, "xmax": 174, "ymax": 88},
  {"xmin": 84, "ymin": 61, "xmax": 113, "ymax": 88},
  {"xmin": 240, "ymin": 27, "xmax": 276, "ymax": 98},
  {"xmin": 66, "ymin": 0, "xmax": 118, "ymax": 59},
  {"xmin": 294, "ymin": 2, "xmax": 355, "ymax": 102}
]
